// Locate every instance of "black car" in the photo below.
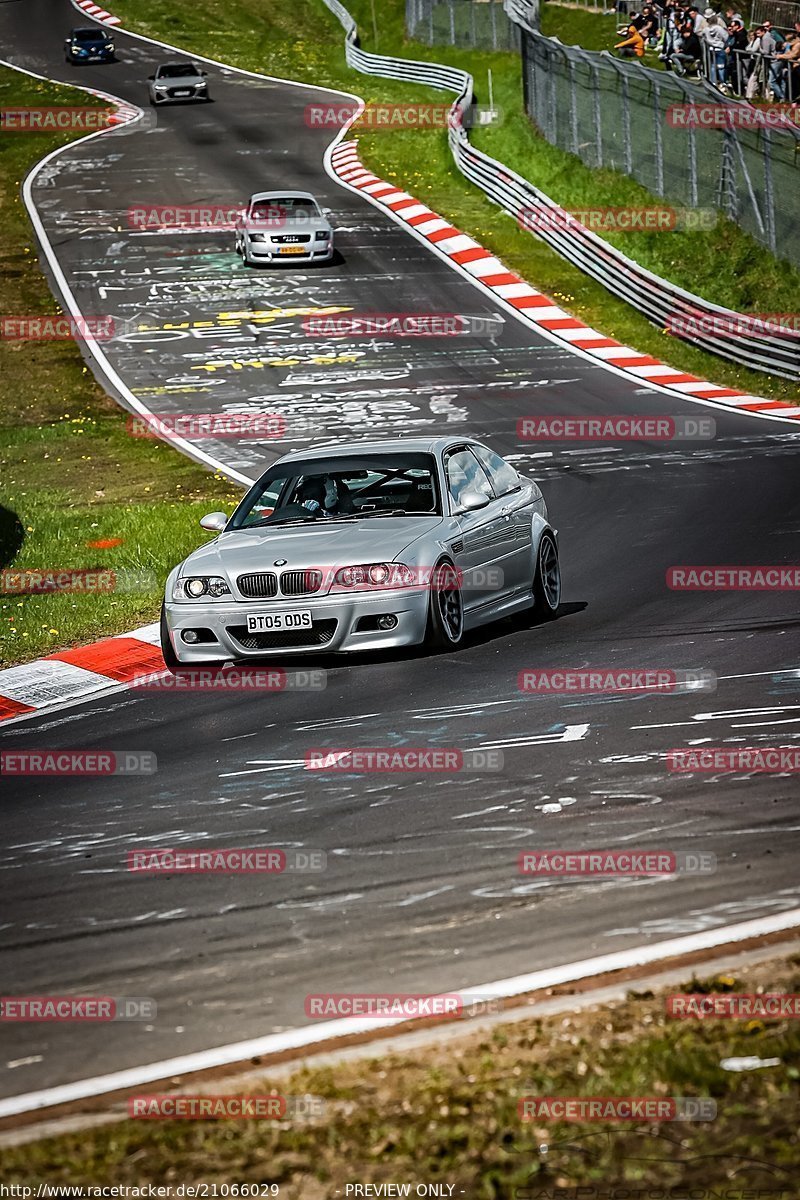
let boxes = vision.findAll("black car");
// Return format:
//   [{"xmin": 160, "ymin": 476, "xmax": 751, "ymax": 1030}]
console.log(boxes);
[{"xmin": 64, "ymin": 27, "xmax": 116, "ymax": 64}]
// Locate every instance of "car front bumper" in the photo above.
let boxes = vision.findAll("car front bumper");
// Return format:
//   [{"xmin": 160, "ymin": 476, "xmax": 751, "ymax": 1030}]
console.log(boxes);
[
  {"xmin": 164, "ymin": 587, "xmax": 430, "ymax": 662},
  {"xmin": 151, "ymin": 89, "xmax": 208, "ymax": 103},
  {"xmin": 244, "ymin": 241, "xmax": 333, "ymax": 263}
]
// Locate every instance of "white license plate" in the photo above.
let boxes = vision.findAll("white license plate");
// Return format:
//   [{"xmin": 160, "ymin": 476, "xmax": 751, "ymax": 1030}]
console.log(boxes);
[
  {"xmin": 174, "ymin": 89, "xmax": 191, "ymax": 96},
  {"xmin": 246, "ymin": 610, "xmax": 312, "ymax": 633}
]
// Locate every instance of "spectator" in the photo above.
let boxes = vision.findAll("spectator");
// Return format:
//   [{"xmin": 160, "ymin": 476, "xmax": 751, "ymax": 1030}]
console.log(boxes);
[
  {"xmin": 744, "ymin": 25, "xmax": 769, "ymax": 99},
  {"xmin": 772, "ymin": 31, "xmax": 800, "ymax": 102},
  {"xmin": 723, "ymin": 18, "xmax": 748, "ymax": 93},
  {"xmin": 640, "ymin": 4, "xmax": 660, "ymax": 44},
  {"xmin": 765, "ymin": 21, "xmax": 787, "ymax": 97},
  {"xmin": 687, "ymin": 5, "xmax": 708, "ymax": 33},
  {"xmin": 724, "ymin": 6, "xmax": 744, "ymax": 22},
  {"xmin": 672, "ymin": 18, "xmax": 702, "ymax": 73},
  {"xmin": 763, "ymin": 20, "xmax": 784, "ymax": 50},
  {"xmin": 615, "ymin": 19, "xmax": 646, "ymax": 55},
  {"xmin": 703, "ymin": 14, "xmax": 729, "ymax": 85},
  {"xmin": 659, "ymin": 1, "xmax": 684, "ymax": 64}
]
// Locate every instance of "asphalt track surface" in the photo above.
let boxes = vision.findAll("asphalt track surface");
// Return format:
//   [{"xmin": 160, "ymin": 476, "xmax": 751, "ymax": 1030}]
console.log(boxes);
[{"xmin": 1, "ymin": 0, "xmax": 799, "ymax": 1101}]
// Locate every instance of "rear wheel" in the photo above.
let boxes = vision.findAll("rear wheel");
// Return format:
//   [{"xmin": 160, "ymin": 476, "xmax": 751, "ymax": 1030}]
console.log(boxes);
[
  {"xmin": 532, "ymin": 531, "xmax": 561, "ymax": 620},
  {"xmin": 425, "ymin": 560, "xmax": 464, "ymax": 651}
]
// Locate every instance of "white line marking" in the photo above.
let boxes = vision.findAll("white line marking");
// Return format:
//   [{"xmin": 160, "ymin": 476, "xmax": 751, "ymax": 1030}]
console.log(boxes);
[{"xmin": 2, "ymin": 908, "xmax": 799, "ymax": 1118}]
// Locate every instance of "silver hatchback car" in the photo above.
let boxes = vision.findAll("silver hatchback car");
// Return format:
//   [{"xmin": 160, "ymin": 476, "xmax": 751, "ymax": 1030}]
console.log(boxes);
[
  {"xmin": 160, "ymin": 438, "xmax": 560, "ymax": 668},
  {"xmin": 234, "ymin": 191, "xmax": 334, "ymax": 266}
]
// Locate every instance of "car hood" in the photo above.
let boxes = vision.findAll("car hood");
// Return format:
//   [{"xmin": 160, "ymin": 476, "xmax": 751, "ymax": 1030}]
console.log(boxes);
[
  {"xmin": 156, "ymin": 72, "xmax": 205, "ymax": 85},
  {"xmin": 72, "ymin": 37, "xmax": 110, "ymax": 47},
  {"xmin": 182, "ymin": 516, "xmax": 443, "ymax": 577}
]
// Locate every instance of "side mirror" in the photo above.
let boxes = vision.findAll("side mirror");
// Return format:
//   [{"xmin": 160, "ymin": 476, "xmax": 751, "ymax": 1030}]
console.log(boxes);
[
  {"xmin": 148, "ymin": 74, "xmax": 155, "ymax": 80},
  {"xmin": 458, "ymin": 490, "xmax": 491, "ymax": 513},
  {"xmin": 200, "ymin": 511, "xmax": 227, "ymax": 532},
  {"xmin": 201, "ymin": 70, "xmax": 208, "ymax": 76}
]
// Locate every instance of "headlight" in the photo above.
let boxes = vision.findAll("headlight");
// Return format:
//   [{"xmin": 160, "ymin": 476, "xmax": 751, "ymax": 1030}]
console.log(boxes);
[
  {"xmin": 315, "ymin": 230, "xmax": 331, "ymax": 240},
  {"xmin": 173, "ymin": 576, "xmax": 231, "ymax": 600},
  {"xmin": 249, "ymin": 233, "xmax": 267, "ymax": 243},
  {"xmin": 195, "ymin": 81, "xmax": 207, "ymax": 88},
  {"xmin": 106, "ymin": 43, "xmax": 115, "ymax": 52},
  {"xmin": 332, "ymin": 563, "xmax": 415, "ymax": 590}
]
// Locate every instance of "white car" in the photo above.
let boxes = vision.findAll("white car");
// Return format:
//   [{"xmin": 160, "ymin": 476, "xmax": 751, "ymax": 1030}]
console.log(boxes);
[
  {"xmin": 160, "ymin": 437, "xmax": 560, "ymax": 668},
  {"xmin": 148, "ymin": 62, "xmax": 210, "ymax": 105},
  {"xmin": 235, "ymin": 191, "xmax": 334, "ymax": 266}
]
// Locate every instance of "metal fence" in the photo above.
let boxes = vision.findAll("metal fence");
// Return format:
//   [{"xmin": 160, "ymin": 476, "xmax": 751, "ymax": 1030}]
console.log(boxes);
[
  {"xmin": 519, "ymin": 25, "xmax": 800, "ymax": 271},
  {"xmin": 320, "ymin": 0, "xmax": 799, "ymax": 378},
  {"xmin": 405, "ymin": 0, "xmax": 526, "ymax": 51},
  {"xmin": 751, "ymin": 0, "xmax": 800, "ymax": 27}
]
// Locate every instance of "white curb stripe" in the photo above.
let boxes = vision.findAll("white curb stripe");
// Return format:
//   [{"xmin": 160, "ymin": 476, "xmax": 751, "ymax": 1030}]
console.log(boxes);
[{"xmin": 2, "ymin": 908, "xmax": 798, "ymax": 1118}]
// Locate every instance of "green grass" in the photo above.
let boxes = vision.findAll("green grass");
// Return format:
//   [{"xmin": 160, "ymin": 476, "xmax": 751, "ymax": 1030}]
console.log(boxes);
[
  {"xmin": 0, "ymin": 68, "xmax": 241, "ymax": 667},
  {"xmin": 3, "ymin": 956, "xmax": 798, "ymax": 1192},
  {"xmin": 107, "ymin": 0, "xmax": 799, "ymax": 404},
  {"xmin": 541, "ymin": 3, "xmax": 622, "ymax": 53}
]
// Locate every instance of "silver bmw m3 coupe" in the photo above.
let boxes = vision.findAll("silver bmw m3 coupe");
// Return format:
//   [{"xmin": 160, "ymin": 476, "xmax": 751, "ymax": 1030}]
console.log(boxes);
[{"xmin": 160, "ymin": 438, "xmax": 560, "ymax": 669}]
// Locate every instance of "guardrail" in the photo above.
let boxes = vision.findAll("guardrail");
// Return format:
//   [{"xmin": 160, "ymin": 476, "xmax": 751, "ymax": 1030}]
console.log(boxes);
[{"xmin": 321, "ymin": 0, "xmax": 800, "ymax": 380}]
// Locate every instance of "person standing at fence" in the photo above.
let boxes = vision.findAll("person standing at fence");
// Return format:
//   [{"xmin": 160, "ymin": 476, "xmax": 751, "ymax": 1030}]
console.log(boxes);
[
  {"xmin": 659, "ymin": 0, "xmax": 683, "ymax": 65},
  {"xmin": 744, "ymin": 25, "xmax": 769, "ymax": 99},
  {"xmin": 703, "ymin": 14, "xmax": 728, "ymax": 86},
  {"xmin": 764, "ymin": 21, "xmax": 786, "ymax": 98},
  {"xmin": 772, "ymin": 31, "xmax": 800, "ymax": 103},
  {"xmin": 723, "ymin": 18, "xmax": 748, "ymax": 93}
]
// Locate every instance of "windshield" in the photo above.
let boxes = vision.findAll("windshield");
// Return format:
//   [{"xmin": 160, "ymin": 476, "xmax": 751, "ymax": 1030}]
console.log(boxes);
[
  {"xmin": 157, "ymin": 64, "xmax": 200, "ymax": 78},
  {"xmin": 249, "ymin": 199, "xmax": 318, "ymax": 221},
  {"xmin": 74, "ymin": 29, "xmax": 109, "ymax": 41},
  {"xmin": 231, "ymin": 453, "xmax": 441, "ymax": 529}
]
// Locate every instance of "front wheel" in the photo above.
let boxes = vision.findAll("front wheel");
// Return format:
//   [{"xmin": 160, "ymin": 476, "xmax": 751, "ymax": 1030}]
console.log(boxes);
[
  {"xmin": 160, "ymin": 603, "xmax": 182, "ymax": 673},
  {"xmin": 532, "ymin": 531, "xmax": 561, "ymax": 620},
  {"xmin": 425, "ymin": 560, "xmax": 464, "ymax": 652}
]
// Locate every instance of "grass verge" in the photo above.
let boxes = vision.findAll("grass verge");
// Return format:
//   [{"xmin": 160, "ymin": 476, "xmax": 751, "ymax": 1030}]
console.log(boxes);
[
  {"xmin": 107, "ymin": 0, "xmax": 800, "ymax": 404},
  {"xmin": 3, "ymin": 952, "xmax": 798, "ymax": 1193},
  {"xmin": 0, "ymin": 68, "xmax": 240, "ymax": 668}
]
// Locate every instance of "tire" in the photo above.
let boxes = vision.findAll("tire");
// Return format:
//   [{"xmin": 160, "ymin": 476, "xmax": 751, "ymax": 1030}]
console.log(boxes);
[
  {"xmin": 160, "ymin": 603, "xmax": 182, "ymax": 673},
  {"xmin": 532, "ymin": 531, "xmax": 561, "ymax": 620},
  {"xmin": 425, "ymin": 560, "xmax": 465, "ymax": 652}
]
